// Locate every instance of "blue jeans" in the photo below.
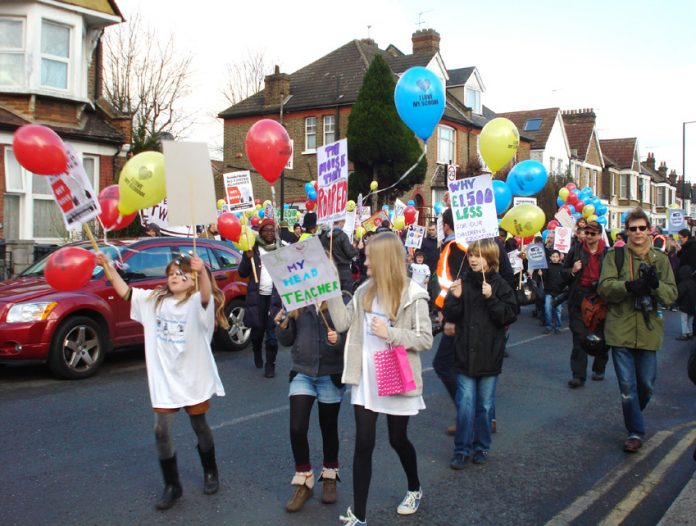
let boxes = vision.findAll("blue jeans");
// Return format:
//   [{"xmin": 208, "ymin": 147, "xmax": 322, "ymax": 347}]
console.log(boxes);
[
  {"xmin": 289, "ymin": 373, "xmax": 346, "ymax": 404},
  {"xmin": 454, "ymin": 373, "xmax": 498, "ymax": 456},
  {"xmin": 544, "ymin": 294, "xmax": 562, "ymax": 329},
  {"xmin": 611, "ymin": 347, "xmax": 657, "ymax": 438}
]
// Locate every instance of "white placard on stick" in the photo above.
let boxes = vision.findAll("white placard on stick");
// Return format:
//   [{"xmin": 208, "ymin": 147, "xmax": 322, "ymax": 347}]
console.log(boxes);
[
  {"xmin": 140, "ymin": 199, "xmax": 191, "ymax": 237},
  {"xmin": 343, "ymin": 210, "xmax": 357, "ymax": 242},
  {"xmin": 448, "ymin": 174, "xmax": 498, "ymax": 244},
  {"xmin": 526, "ymin": 243, "xmax": 548, "ymax": 270},
  {"xmin": 260, "ymin": 237, "xmax": 342, "ymax": 312},
  {"xmin": 223, "ymin": 171, "xmax": 255, "ymax": 212},
  {"xmin": 405, "ymin": 225, "xmax": 426, "ymax": 249},
  {"xmin": 317, "ymin": 138, "xmax": 348, "ymax": 225},
  {"xmin": 163, "ymin": 141, "xmax": 217, "ymax": 227},
  {"xmin": 513, "ymin": 196, "xmax": 537, "ymax": 207},
  {"xmin": 554, "ymin": 227, "xmax": 573, "ymax": 253}
]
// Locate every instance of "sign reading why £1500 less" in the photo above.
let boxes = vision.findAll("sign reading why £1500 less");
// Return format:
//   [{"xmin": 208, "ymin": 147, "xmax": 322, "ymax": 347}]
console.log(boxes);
[
  {"xmin": 260, "ymin": 237, "xmax": 342, "ymax": 312},
  {"xmin": 317, "ymin": 138, "xmax": 348, "ymax": 225},
  {"xmin": 448, "ymin": 174, "xmax": 499, "ymax": 243}
]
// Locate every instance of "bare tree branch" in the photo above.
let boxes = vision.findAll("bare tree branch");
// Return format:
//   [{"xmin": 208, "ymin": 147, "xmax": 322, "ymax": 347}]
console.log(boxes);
[{"xmin": 221, "ymin": 50, "xmax": 274, "ymax": 106}]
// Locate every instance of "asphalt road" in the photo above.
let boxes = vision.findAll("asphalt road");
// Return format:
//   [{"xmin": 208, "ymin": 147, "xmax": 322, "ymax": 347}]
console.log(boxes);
[{"xmin": 1, "ymin": 307, "xmax": 695, "ymax": 526}]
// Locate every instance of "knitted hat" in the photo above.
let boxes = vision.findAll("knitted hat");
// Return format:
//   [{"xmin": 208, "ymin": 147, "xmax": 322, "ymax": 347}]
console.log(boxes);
[{"xmin": 259, "ymin": 218, "xmax": 276, "ymax": 231}]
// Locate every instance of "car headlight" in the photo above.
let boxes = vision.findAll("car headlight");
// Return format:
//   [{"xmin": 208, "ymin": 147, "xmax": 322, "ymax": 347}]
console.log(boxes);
[{"xmin": 5, "ymin": 302, "xmax": 58, "ymax": 323}]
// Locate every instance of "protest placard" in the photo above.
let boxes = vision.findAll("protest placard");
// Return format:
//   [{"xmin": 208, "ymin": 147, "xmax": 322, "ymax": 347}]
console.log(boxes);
[
  {"xmin": 404, "ymin": 225, "xmax": 426, "ymax": 249},
  {"xmin": 513, "ymin": 196, "xmax": 537, "ymax": 207},
  {"xmin": 394, "ymin": 198, "xmax": 407, "ymax": 221},
  {"xmin": 526, "ymin": 243, "xmax": 548, "ymax": 270},
  {"xmin": 361, "ymin": 210, "xmax": 390, "ymax": 232},
  {"xmin": 554, "ymin": 208, "xmax": 575, "ymax": 229},
  {"xmin": 554, "ymin": 227, "xmax": 573, "ymax": 253},
  {"xmin": 223, "ymin": 171, "xmax": 255, "ymax": 212},
  {"xmin": 260, "ymin": 237, "xmax": 342, "ymax": 312},
  {"xmin": 437, "ymin": 215, "xmax": 444, "ymax": 244},
  {"xmin": 317, "ymin": 138, "xmax": 348, "ymax": 225},
  {"xmin": 48, "ymin": 144, "xmax": 100, "ymax": 230},
  {"xmin": 140, "ymin": 199, "xmax": 192, "ymax": 236},
  {"xmin": 447, "ymin": 174, "xmax": 498, "ymax": 243},
  {"xmin": 163, "ymin": 142, "xmax": 217, "ymax": 227},
  {"xmin": 667, "ymin": 209, "xmax": 685, "ymax": 234},
  {"xmin": 343, "ymin": 210, "xmax": 357, "ymax": 242}
]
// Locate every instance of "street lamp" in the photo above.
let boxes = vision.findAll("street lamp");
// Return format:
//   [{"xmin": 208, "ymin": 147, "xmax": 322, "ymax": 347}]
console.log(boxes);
[{"xmin": 683, "ymin": 120, "xmax": 696, "ymax": 213}]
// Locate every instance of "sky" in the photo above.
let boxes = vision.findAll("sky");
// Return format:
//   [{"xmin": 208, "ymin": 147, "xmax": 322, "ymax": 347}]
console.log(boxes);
[{"xmin": 114, "ymin": 0, "xmax": 696, "ymax": 181}]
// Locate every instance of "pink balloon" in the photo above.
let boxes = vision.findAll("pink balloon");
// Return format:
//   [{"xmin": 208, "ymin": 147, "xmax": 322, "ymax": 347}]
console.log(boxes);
[
  {"xmin": 245, "ymin": 119, "xmax": 292, "ymax": 185},
  {"xmin": 98, "ymin": 185, "xmax": 136, "ymax": 231}
]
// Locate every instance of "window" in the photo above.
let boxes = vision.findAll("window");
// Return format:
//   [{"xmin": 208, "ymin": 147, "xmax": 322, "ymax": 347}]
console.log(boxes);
[
  {"xmin": 124, "ymin": 247, "xmax": 173, "ymax": 279},
  {"xmin": 214, "ymin": 248, "xmax": 239, "ymax": 269},
  {"xmin": 0, "ymin": 17, "xmax": 25, "ymax": 87},
  {"xmin": 591, "ymin": 170, "xmax": 597, "ymax": 194},
  {"xmin": 523, "ymin": 118, "xmax": 542, "ymax": 132},
  {"xmin": 549, "ymin": 157, "xmax": 555, "ymax": 174},
  {"xmin": 465, "ymin": 87, "xmax": 481, "ymax": 113},
  {"xmin": 323, "ymin": 115, "xmax": 335, "ymax": 145},
  {"xmin": 5, "ymin": 149, "xmax": 25, "ymax": 192},
  {"xmin": 41, "ymin": 20, "xmax": 70, "ymax": 90},
  {"xmin": 437, "ymin": 126, "xmax": 455, "ymax": 165},
  {"xmin": 304, "ymin": 117, "xmax": 316, "ymax": 152},
  {"xmin": 557, "ymin": 159, "xmax": 563, "ymax": 176},
  {"xmin": 620, "ymin": 174, "xmax": 629, "ymax": 199},
  {"xmin": 657, "ymin": 187, "xmax": 666, "ymax": 207}
]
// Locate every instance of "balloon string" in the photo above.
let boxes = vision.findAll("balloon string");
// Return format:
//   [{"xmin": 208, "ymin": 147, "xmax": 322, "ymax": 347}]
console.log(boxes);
[
  {"xmin": 364, "ymin": 143, "xmax": 427, "ymax": 201},
  {"xmin": 96, "ymin": 216, "xmax": 126, "ymax": 271}
]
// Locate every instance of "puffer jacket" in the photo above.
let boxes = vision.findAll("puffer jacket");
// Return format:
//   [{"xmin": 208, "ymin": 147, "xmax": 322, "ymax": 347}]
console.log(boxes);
[
  {"xmin": 443, "ymin": 271, "xmax": 517, "ymax": 377},
  {"xmin": 238, "ymin": 235, "xmax": 279, "ymax": 328},
  {"xmin": 327, "ymin": 280, "xmax": 433, "ymax": 396},
  {"xmin": 598, "ymin": 245, "xmax": 677, "ymax": 351}
]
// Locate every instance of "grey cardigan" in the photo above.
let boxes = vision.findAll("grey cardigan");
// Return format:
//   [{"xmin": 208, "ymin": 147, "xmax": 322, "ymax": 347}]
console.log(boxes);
[{"xmin": 327, "ymin": 280, "xmax": 433, "ymax": 396}]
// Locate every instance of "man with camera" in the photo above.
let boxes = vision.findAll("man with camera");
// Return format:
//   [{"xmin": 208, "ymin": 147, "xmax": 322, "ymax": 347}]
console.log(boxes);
[
  {"xmin": 598, "ymin": 208, "xmax": 677, "ymax": 453},
  {"xmin": 563, "ymin": 220, "xmax": 609, "ymax": 388}
]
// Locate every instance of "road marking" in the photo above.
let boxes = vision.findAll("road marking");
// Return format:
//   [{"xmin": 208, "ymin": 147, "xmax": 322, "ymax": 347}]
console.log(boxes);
[
  {"xmin": 211, "ymin": 405, "xmax": 289, "ymax": 430},
  {"xmin": 546, "ymin": 421, "xmax": 696, "ymax": 525},
  {"xmin": 599, "ymin": 427, "xmax": 696, "ymax": 526}
]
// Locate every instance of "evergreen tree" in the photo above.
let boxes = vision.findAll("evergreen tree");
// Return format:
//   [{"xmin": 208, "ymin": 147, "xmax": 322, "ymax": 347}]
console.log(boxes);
[{"xmin": 347, "ymin": 55, "xmax": 427, "ymax": 205}]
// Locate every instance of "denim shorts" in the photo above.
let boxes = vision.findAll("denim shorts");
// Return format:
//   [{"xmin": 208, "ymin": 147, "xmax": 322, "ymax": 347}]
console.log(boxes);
[{"xmin": 289, "ymin": 373, "xmax": 346, "ymax": 404}]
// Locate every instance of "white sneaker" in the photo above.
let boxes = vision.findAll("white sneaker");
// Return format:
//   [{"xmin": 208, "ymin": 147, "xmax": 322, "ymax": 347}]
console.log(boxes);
[
  {"xmin": 396, "ymin": 488, "xmax": 422, "ymax": 515},
  {"xmin": 339, "ymin": 507, "xmax": 367, "ymax": 525}
]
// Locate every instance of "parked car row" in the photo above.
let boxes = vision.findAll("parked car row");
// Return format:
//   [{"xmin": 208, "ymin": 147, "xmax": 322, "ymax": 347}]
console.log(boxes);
[{"xmin": 0, "ymin": 237, "xmax": 251, "ymax": 379}]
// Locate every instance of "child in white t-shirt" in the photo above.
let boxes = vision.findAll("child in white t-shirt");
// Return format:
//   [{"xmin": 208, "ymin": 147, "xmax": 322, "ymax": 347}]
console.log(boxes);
[
  {"xmin": 409, "ymin": 251, "xmax": 431, "ymax": 292},
  {"xmin": 96, "ymin": 252, "xmax": 227, "ymax": 511}
]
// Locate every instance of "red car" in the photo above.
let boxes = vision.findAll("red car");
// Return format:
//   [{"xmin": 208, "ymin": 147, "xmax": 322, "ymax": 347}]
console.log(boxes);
[{"xmin": 0, "ymin": 237, "xmax": 251, "ymax": 379}]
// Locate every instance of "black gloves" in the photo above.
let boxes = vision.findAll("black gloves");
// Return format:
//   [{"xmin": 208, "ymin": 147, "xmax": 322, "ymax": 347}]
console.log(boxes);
[
  {"xmin": 644, "ymin": 266, "xmax": 660, "ymax": 289},
  {"xmin": 625, "ymin": 279, "xmax": 651, "ymax": 296}
]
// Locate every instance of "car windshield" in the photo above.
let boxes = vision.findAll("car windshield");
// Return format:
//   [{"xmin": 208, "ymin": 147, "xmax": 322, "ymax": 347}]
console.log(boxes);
[{"xmin": 19, "ymin": 245, "xmax": 126, "ymax": 278}]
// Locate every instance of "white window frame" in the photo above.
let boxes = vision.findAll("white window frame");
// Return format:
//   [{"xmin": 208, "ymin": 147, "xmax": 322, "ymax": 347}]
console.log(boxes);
[
  {"xmin": 40, "ymin": 19, "xmax": 71, "ymax": 91},
  {"xmin": 657, "ymin": 186, "xmax": 666, "ymax": 207},
  {"xmin": 304, "ymin": 117, "xmax": 316, "ymax": 153},
  {"xmin": 0, "ymin": 16, "xmax": 26, "ymax": 88},
  {"xmin": 465, "ymin": 87, "xmax": 481, "ymax": 114},
  {"xmin": 620, "ymin": 173, "xmax": 629, "ymax": 199},
  {"xmin": 322, "ymin": 115, "xmax": 335, "ymax": 146},
  {"xmin": 437, "ymin": 125, "xmax": 456, "ymax": 165}
]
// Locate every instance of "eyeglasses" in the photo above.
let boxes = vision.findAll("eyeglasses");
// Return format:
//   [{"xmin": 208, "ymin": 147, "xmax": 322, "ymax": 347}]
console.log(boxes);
[
  {"xmin": 628, "ymin": 225, "xmax": 648, "ymax": 232},
  {"xmin": 585, "ymin": 231, "xmax": 598, "ymax": 237}
]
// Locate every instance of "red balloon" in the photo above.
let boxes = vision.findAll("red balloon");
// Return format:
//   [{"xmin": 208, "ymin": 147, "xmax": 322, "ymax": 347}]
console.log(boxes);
[
  {"xmin": 217, "ymin": 213, "xmax": 242, "ymax": 242},
  {"xmin": 547, "ymin": 220, "xmax": 560, "ymax": 230},
  {"xmin": 574, "ymin": 200, "xmax": 585, "ymax": 213},
  {"xmin": 255, "ymin": 199, "xmax": 261, "ymax": 205},
  {"xmin": 245, "ymin": 119, "xmax": 292, "ymax": 186},
  {"xmin": 565, "ymin": 182, "xmax": 577, "ymax": 191},
  {"xmin": 312, "ymin": 181, "xmax": 318, "ymax": 192},
  {"xmin": 305, "ymin": 199, "xmax": 315, "ymax": 212},
  {"xmin": 250, "ymin": 215, "xmax": 260, "ymax": 227},
  {"xmin": 45, "ymin": 247, "xmax": 96, "ymax": 291},
  {"xmin": 12, "ymin": 124, "xmax": 69, "ymax": 175},
  {"xmin": 404, "ymin": 205, "xmax": 417, "ymax": 225},
  {"xmin": 566, "ymin": 193, "xmax": 579, "ymax": 205},
  {"xmin": 521, "ymin": 235, "xmax": 534, "ymax": 244},
  {"xmin": 98, "ymin": 185, "xmax": 136, "ymax": 231}
]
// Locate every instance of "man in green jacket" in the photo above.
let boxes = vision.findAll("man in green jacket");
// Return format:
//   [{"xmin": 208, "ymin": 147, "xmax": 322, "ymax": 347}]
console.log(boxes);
[{"xmin": 598, "ymin": 208, "xmax": 677, "ymax": 453}]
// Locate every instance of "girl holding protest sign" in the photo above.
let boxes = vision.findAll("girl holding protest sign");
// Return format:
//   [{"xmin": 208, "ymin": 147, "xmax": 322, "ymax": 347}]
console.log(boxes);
[
  {"xmin": 327, "ymin": 232, "xmax": 433, "ymax": 526},
  {"xmin": 95, "ymin": 252, "xmax": 226, "ymax": 510},
  {"xmin": 272, "ymin": 299, "xmax": 346, "ymax": 512}
]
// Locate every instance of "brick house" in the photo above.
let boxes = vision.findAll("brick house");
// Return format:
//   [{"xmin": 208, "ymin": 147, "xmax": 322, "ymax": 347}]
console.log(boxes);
[
  {"xmin": 218, "ymin": 29, "xmax": 531, "ymax": 221},
  {"xmin": 561, "ymin": 109, "xmax": 605, "ymax": 199},
  {"xmin": 640, "ymin": 152, "xmax": 678, "ymax": 227},
  {"xmin": 600, "ymin": 138, "xmax": 649, "ymax": 229},
  {"xmin": 0, "ymin": 0, "xmax": 130, "ymax": 274}
]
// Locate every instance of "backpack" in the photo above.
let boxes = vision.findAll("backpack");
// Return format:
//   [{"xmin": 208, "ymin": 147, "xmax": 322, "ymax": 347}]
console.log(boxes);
[{"xmin": 580, "ymin": 246, "xmax": 625, "ymax": 331}]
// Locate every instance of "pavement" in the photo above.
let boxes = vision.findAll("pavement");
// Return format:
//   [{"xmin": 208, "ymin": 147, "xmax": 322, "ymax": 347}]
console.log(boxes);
[{"xmin": 660, "ymin": 468, "xmax": 696, "ymax": 525}]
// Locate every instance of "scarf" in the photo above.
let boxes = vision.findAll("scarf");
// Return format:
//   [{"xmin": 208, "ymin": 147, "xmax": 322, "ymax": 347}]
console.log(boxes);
[{"xmin": 627, "ymin": 239, "xmax": 651, "ymax": 261}]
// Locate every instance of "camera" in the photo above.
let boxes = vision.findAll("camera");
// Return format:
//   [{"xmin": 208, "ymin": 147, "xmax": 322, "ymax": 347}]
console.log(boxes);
[{"xmin": 633, "ymin": 262, "xmax": 657, "ymax": 328}]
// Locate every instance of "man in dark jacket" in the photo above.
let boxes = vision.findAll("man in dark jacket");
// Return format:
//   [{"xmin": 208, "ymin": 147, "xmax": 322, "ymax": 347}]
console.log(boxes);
[
  {"xmin": 563, "ymin": 220, "xmax": 609, "ymax": 387},
  {"xmin": 319, "ymin": 220, "xmax": 358, "ymax": 293},
  {"xmin": 421, "ymin": 222, "xmax": 440, "ymax": 274},
  {"xmin": 279, "ymin": 220, "xmax": 298, "ymax": 244},
  {"xmin": 238, "ymin": 218, "xmax": 280, "ymax": 378},
  {"xmin": 678, "ymin": 229, "xmax": 696, "ymax": 271}
]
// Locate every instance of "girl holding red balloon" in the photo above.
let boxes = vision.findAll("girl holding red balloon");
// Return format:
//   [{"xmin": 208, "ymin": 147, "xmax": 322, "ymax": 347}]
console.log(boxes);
[{"xmin": 95, "ymin": 251, "xmax": 226, "ymax": 511}]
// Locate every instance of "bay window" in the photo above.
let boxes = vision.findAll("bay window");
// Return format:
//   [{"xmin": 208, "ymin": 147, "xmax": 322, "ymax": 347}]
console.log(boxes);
[
  {"xmin": 437, "ymin": 125, "xmax": 455, "ymax": 165},
  {"xmin": 0, "ymin": 17, "xmax": 25, "ymax": 87},
  {"xmin": 41, "ymin": 20, "xmax": 70, "ymax": 90}
]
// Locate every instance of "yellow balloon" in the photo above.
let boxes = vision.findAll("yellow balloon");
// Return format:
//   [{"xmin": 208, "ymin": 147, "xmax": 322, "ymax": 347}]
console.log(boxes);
[
  {"xmin": 256, "ymin": 203, "xmax": 262, "ymax": 210},
  {"xmin": 355, "ymin": 226, "xmax": 366, "ymax": 240},
  {"xmin": 499, "ymin": 204, "xmax": 545, "ymax": 238},
  {"xmin": 217, "ymin": 199, "xmax": 225, "ymax": 210},
  {"xmin": 117, "ymin": 152, "xmax": 166, "ymax": 215},
  {"xmin": 668, "ymin": 203, "xmax": 680, "ymax": 209},
  {"xmin": 582, "ymin": 204, "xmax": 595, "ymax": 218},
  {"xmin": 370, "ymin": 180, "xmax": 378, "ymax": 191},
  {"xmin": 393, "ymin": 216, "xmax": 405, "ymax": 230},
  {"xmin": 347, "ymin": 200, "xmax": 356, "ymax": 212},
  {"xmin": 610, "ymin": 228, "xmax": 619, "ymax": 242},
  {"xmin": 245, "ymin": 208, "xmax": 256, "ymax": 217},
  {"xmin": 479, "ymin": 118, "xmax": 519, "ymax": 173},
  {"xmin": 234, "ymin": 226, "xmax": 256, "ymax": 251},
  {"xmin": 558, "ymin": 188, "xmax": 569, "ymax": 202},
  {"xmin": 587, "ymin": 214, "xmax": 598, "ymax": 222}
]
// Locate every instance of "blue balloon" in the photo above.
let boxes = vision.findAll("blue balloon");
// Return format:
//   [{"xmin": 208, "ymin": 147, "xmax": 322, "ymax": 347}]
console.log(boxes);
[
  {"xmin": 382, "ymin": 204, "xmax": 390, "ymax": 211},
  {"xmin": 258, "ymin": 209, "xmax": 265, "ymax": 219},
  {"xmin": 582, "ymin": 197, "xmax": 593, "ymax": 205},
  {"xmin": 307, "ymin": 189, "xmax": 317, "ymax": 201},
  {"xmin": 304, "ymin": 182, "xmax": 313, "ymax": 194},
  {"xmin": 572, "ymin": 212, "xmax": 582, "ymax": 220},
  {"xmin": 557, "ymin": 196, "xmax": 564, "ymax": 207},
  {"xmin": 506, "ymin": 160, "xmax": 548, "ymax": 196},
  {"xmin": 621, "ymin": 211, "xmax": 629, "ymax": 225},
  {"xmin": 283, "ymin": 203, "xmax": 290, "ymax": 209},
  {"xmin": 595, "ymin": 204, "xmax": 608, "ymax": 216},
  {"xmin": 596, "ymin": 216, "xmax": 608, "ymax": 226},
  {"xmin": 567, "ymin": 204, "xmax": 576, "ymax": 214},
  {"xmin": 394, "ymin": 67, "xmax": 445, "ymax": 141},
  {"xmin": 407, "ymin": 199, "xmax": 415, "ymax": 206},
  {"xmin": 542, "ymin": 229, "xmax": 549, "ymax": 242},
  {"xmin": 434, "ymin": 201, "xmax": 444, "ymax": 215},
  {"xmin": 591, "ymin": 196, "xmax": 601, "ymax": 207},
  {"xmin": 492, "ymin": 180, "xmax": 512, "ymax": 215}
]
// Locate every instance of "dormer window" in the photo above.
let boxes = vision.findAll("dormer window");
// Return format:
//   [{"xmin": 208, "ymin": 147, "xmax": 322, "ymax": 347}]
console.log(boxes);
[
  {"xmin": 465, "ymin": 87, "xmax": 481, "ymax": 114},
  {"xmin": 0, "ymin": 17, "xmax": 25, "ymax": 87},
  {"xmin": 41, "ymin": 20, "xmax": 71, "ymax": 90},
  {"xmin": 523, "ymin": 118, "xmax": 542, "ymax": 132}
]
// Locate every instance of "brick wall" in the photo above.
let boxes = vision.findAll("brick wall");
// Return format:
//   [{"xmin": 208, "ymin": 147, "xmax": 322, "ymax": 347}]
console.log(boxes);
[
  {"xmin": 34, "ymin": 98, "xmax": 79, "ymax": 126},
  {"xmin": 0, "ymin": 94, "xmax": 32, "ymax": 119},
  {"xmin": 0, "ymin": 145, "xmax": 5, "ymax": 239}
]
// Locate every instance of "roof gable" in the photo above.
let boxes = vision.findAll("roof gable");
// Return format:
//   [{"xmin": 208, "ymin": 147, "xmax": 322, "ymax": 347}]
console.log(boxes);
[
  {"xmin": 57, "ymin": 0, "xmax": 123, "ymax": 19},
  {"xmin": 599, "ymin": 138, "xmax": 638, "ymax": 171},
  {"xmin": 498, "ymin": 107, "xmax": 560, "ymax": 150}
]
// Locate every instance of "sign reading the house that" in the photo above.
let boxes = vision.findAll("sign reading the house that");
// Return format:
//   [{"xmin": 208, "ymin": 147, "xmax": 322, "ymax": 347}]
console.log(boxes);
[
  {"xmin": 260, "ymin": 237, "xmax": 342, "ymax": 312},
  {"xmin": 317, "ymin": 139, "xmax": 348, "ymax": 224},
  {"xmin": 447, "ymin": 174, "xmax": 498, "ymax": 243},
  {"xmin": 49, "ymin": 144, "xmax": 101, "ymax": 230}
]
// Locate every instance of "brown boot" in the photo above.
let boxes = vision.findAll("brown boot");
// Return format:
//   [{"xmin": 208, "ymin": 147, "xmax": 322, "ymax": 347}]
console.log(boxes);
[
  {"xmin": 285, "ymin": 471, "xmax": 314, "ymax": 512},
  {"xmin": 320, "ymin": 467, "xmax": 339, "ymax": 504}
]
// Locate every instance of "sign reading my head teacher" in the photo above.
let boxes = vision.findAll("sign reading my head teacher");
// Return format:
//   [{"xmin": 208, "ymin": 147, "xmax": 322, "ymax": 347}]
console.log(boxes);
[
  {"xmin": 316, "ymin": 138, "xmax": 348, "ymax": 225},
  {"xmin": 447, "ymin": 174, "xmax": 499, "ymax": 244},
  {"xmin": 260, "ymin": 236, "xmax": 342, "ymax": 312}
]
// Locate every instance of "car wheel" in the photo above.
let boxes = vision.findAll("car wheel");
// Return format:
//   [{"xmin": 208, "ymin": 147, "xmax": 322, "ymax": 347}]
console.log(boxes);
[
  {"xmin": 48, "ymin": 316, "xmax": 105, "ymax": 379},
  {"xmin": 223, "ymin": 299, "xmax": 251, "ymax": 351}
]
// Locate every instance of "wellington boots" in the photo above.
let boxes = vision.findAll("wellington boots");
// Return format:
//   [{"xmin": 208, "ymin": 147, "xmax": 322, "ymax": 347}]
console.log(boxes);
[
  {"xmin": 197, "ymin": 445, "xmax": 219, "ymax": 495},
  {"xmin": 156, "ymin": 455, "xmax": 183, "ymax": 510},
  {"xmin": 252, "ymin": 341, "xmax": 263, "ymax": 369},
  {"xmin": 264, "ymin": 344, "xmax": 278, "ymax": 378}
]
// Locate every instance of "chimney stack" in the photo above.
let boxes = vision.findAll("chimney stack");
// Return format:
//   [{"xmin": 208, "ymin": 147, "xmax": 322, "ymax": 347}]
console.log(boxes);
[
  {"xmin": 562, "ymin": 108, "xmax": 596, "ymax": 124},
  {"xmin": 412, "ymin": 28, "xmax": 440, "ymax": 55},
  {"xmin": 645, "ymin": 152, "xmax": 656, "ymax": 171},
  {"xmin": 264, "ymin": 65, "xmax": 291, "ymax": 107}
]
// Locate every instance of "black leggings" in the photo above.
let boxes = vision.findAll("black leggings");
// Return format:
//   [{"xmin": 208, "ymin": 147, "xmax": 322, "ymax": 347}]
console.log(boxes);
[
  {"xmin": 154, "ymin": 412, "xmax": 214, "ymax": 460},
  {"xmin": 289, "ymin": 395, "xmax": 341, "ymax": 471},
  {"xmin": 352, "ymin": 404, "xmax": 420, "ymax": 522}
]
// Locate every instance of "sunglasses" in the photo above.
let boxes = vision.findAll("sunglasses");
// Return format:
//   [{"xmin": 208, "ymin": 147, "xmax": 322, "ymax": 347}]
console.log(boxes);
[
  {"xmin": 628, "ymin": 225, "xmax": 648, "ymax": 232},
  {"xmin": 585, "ymin": 231, "xmax": 598, "ymax": 237}
]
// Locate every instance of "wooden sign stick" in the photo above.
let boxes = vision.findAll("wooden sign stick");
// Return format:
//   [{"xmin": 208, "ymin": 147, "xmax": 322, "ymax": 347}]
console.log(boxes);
[{"xmin": 83, "ymin": 223, "xmax": 113, "ymax": 281}]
